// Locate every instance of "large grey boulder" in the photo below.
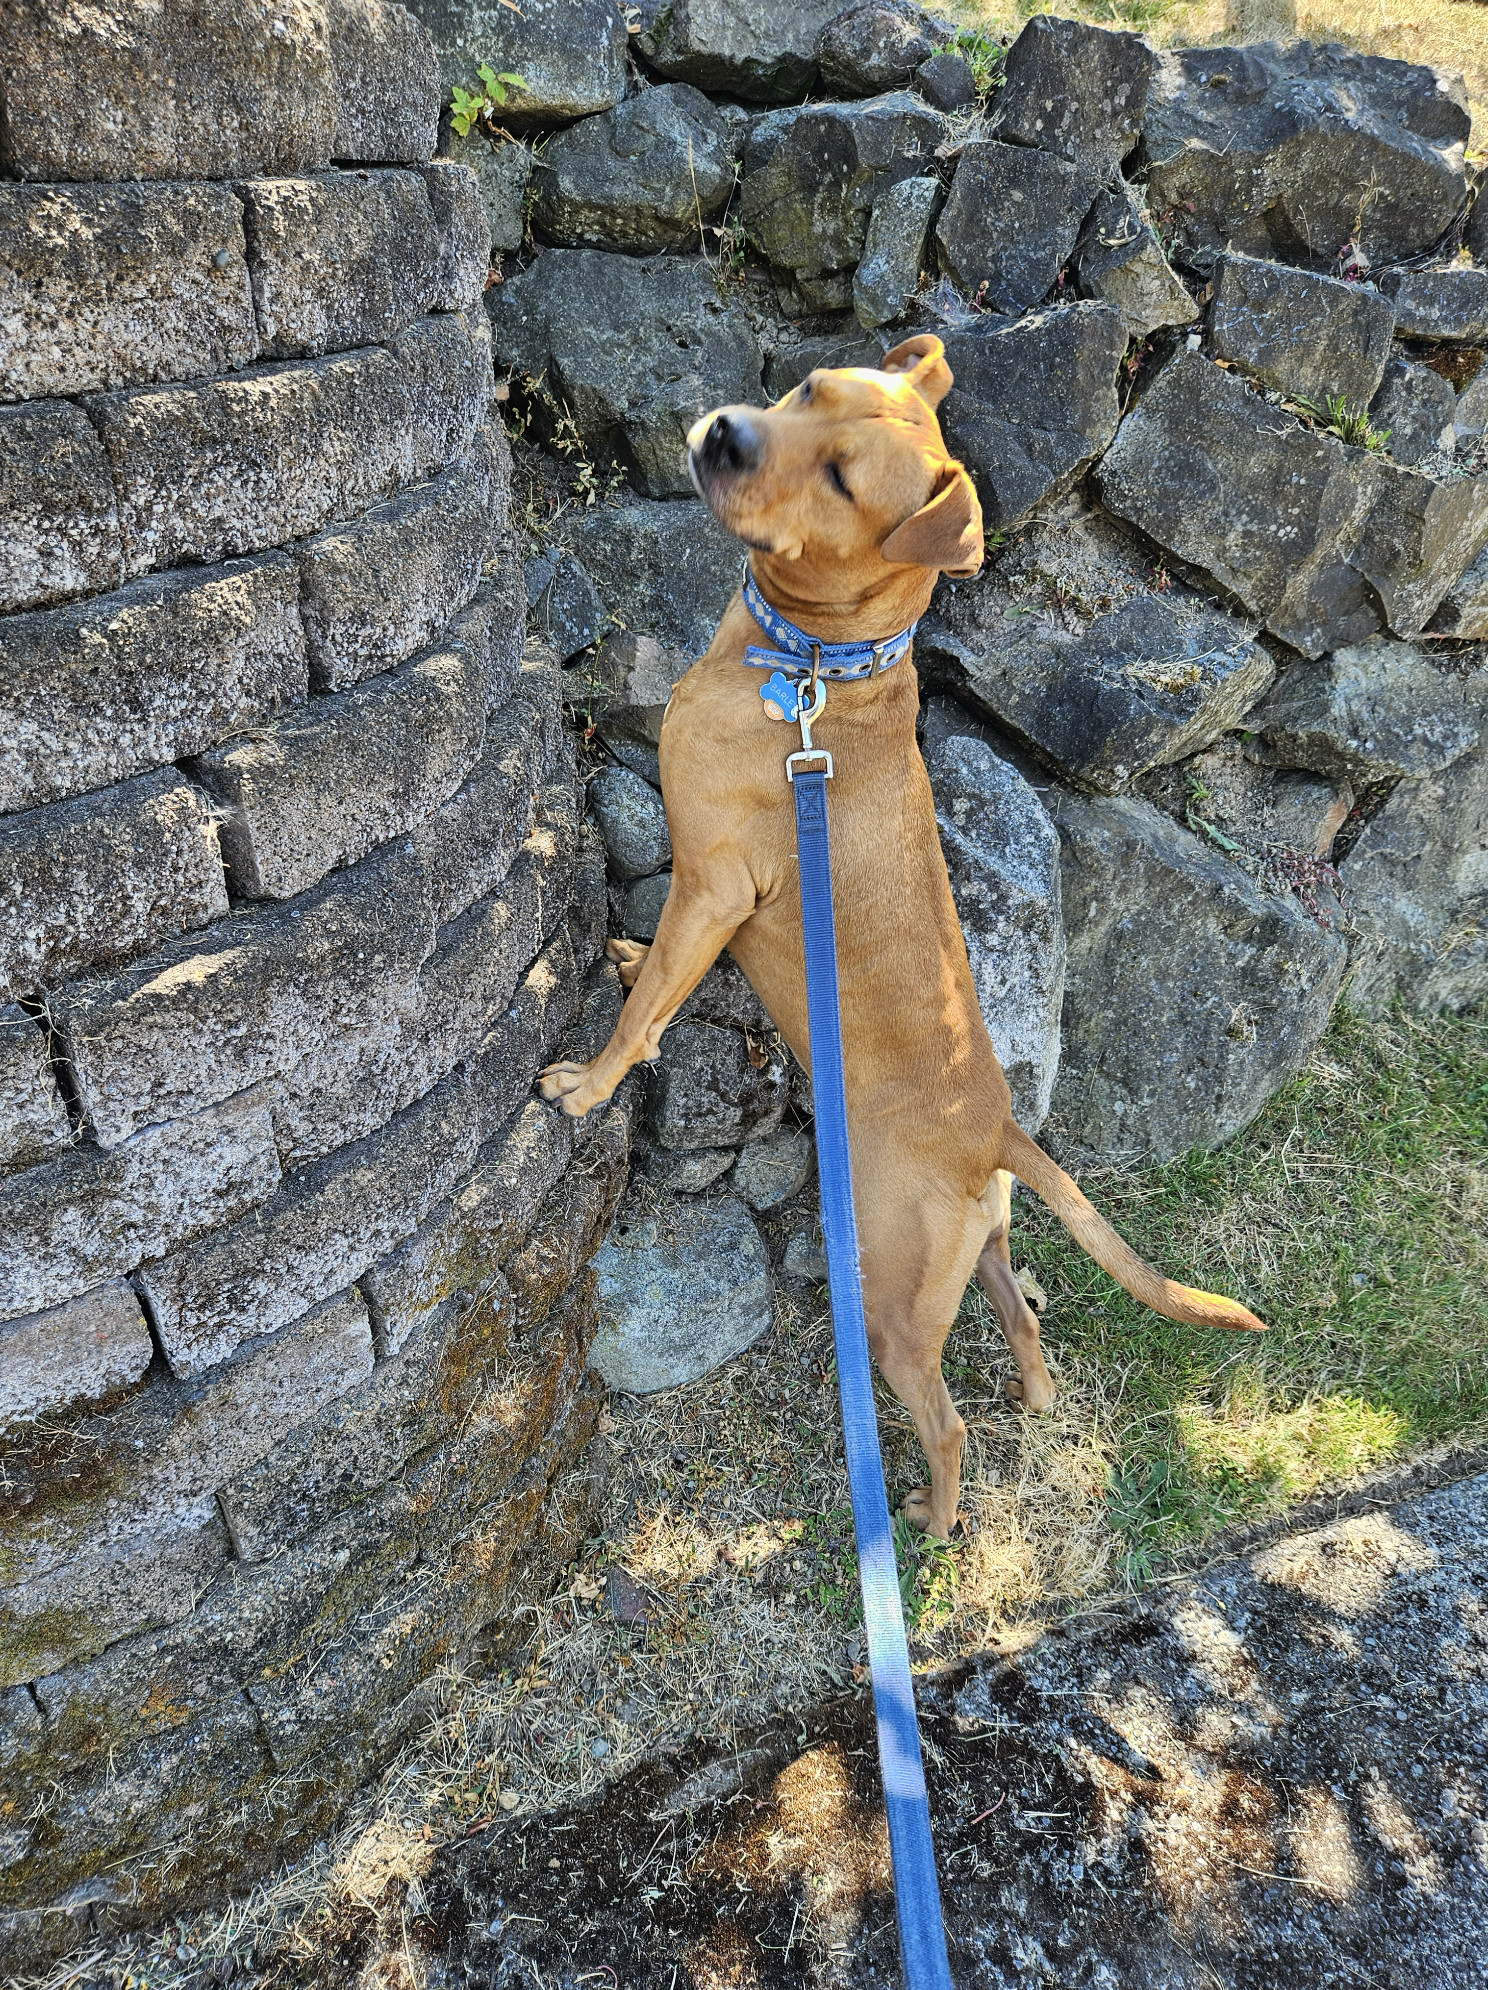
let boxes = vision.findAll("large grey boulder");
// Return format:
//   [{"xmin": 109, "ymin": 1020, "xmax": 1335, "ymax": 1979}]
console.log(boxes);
[
  {"xmin": 529, "ymin": 85, "xmax": 735, "ymax": 254},
  {"xmin": 404, "ymin": 0, "xmax": 628, "ymax": 119},
  {"xmin": 854, "ymin": 176, "xmax": 940, "ymax": 329},
  {"xmin": 638, "ymin": 0, "xmax": 843, "ymax": 102},
  {"xmin": 935, "ymin": 303, "xmax": 1125, "ymax": 530},
  {"xmin": 923, "ymin": 713, "xmax": 1064, "ymax": 1130},
  {"xmin": 1369, "ymin": 358, "xmax": 1457, "ymax": 468},
  {"xmin": 1342, "ymin": 723, "xmax": 1488, "ymax": 1016},
  {"xmin": 588, "ymin": 1193, "xmax": 773, "ymax": 1393},
  {"xmin": 818, "ymin": 2, "xmax": 949, "ymax": 97},
  {"xmin": 1209, "ymin": 254, "xmax": 1396, "ymax": 409},
  {"xmin": 1245, "ymin": 637, "xmax": 1483, "ymax": 783},
  {"xmin": 990, "ymin": 14, "xmax": 1155, "ymax": 179},
  {"xmin": 561, "ymin": 496, "xmax": 742, "ymax": 657},
  {"xmin": 1097, "ymin": 349, "xmax": 1383, "ymax": 658},
  {"xmin": 677, "ymin": 952, "xmax": 771, "ymax": 1031},
  {"xmin": 742, "ymin": 93, "xmax": 946, "ymax": 312},
  {"xmin": 489, "ymin": 250, "xmax": 762, "ymax": 496},
  {"xmin": 1071, "ymin": 183, "xmax": 1197, "ymax": 343},
  {"xmin": 917, "ymin": 508, "xmax": 1273, "ymax": 793},
  {"xmin": 1046, "ymin": 788, "xmax": 1348, "ymax": 1163},
  {"xmin": 1378, "ymin": 267, "xmax": 1488, "ymax": 343},
  {"xmin": 936, "ymin": 141, "xmax": 1102, "ymax": 316},
  {"xmin": 439, "ymin": 131, "xmax": 530, "ymax": 256},
  {"xmin": 587, "ymin": 765, "xmax": 672, "ymax": 879},
  {"xmin": 567, "ymin": 632, "xmax": 692, "ymax": 758},
  {"xmin": 1349, "ymin": 462, "xmax": 1488, "ymax": 638},
  {"xmin": 647, "ymin": 1020, "xmax": 789, "ymax": 1149},
  {"xmin": 1431, "ymin": 543, "xmax": 1488, "ymax": 639},
  {"xmin": 1143, "ymin": 42, "xmax": 1470, "ymax": 269}
]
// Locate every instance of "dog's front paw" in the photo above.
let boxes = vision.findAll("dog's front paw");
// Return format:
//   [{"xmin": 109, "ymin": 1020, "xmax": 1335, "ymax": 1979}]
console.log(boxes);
[{"xmin": 537, "ymin": 1058, "xmax": 614, "ymax": 1117}]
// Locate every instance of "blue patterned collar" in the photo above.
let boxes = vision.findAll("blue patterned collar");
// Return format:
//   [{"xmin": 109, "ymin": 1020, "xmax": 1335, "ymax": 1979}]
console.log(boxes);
[{"xmin": 740, "ymin": 567, "xmax": 918, "ymax": 686}]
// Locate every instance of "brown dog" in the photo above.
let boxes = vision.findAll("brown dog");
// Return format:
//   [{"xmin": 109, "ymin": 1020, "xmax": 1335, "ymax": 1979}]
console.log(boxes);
[{"xmin": 540, "ymin": 334, "xmax": 1263, "ymax": 1539}]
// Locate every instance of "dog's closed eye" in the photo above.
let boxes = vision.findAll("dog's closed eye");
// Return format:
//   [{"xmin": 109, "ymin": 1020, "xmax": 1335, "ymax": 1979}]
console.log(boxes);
[{"xmin": 825, "ymin": 460, "xmax": 854, "ymax": 502}]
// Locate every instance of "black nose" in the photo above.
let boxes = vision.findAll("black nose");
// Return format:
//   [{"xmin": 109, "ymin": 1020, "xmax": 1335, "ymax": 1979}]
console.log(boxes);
[{"xmin": 697, "ymin": 411, "xmax": 761, "ymax": 475}]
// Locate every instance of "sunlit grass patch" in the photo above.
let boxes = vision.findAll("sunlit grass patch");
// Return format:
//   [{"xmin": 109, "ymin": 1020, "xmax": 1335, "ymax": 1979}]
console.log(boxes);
[{"xmin": 1003, "ymin": 1004, "xmax": 1488, "ymax": 1578}]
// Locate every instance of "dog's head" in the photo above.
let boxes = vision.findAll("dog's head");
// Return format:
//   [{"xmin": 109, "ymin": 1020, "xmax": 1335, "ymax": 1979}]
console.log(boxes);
[{"xmin": 687, "ymin": 335, "xmax": 983, "ymax": 599}]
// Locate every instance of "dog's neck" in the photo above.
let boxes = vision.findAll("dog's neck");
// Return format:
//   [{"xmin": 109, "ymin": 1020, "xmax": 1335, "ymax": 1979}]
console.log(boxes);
[{"xmin": 747, "ymin": 553, "xmax": 939, "ymax": 645}]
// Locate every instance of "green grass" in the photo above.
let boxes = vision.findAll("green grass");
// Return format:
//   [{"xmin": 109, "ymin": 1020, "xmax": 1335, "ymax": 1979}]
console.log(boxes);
[{"xmin": 999, "ymin": 1005, "xmax": 1488, "ymax": 1580}]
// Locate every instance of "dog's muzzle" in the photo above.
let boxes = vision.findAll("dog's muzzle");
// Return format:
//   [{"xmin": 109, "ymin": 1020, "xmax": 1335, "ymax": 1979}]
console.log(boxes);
[{"xmin": 690, "ymin": 410, "xmax": 761, "ymax": 487}]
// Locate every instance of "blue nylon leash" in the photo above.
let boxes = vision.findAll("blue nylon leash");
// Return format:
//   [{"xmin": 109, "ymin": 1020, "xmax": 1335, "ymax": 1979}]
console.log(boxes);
[{"xmin": 783, "ymin": 692, "xmax": 955, "ymax": 1990}]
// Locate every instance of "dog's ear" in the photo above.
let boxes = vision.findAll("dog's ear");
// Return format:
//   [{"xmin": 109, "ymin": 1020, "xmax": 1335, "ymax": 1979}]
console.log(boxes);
[
  {"xmin": 880, "ymin": 462, "xmax": 983, "ymax": 577},
  {"xmin": 880, "ymin": 334, "xmax": 953, "ymax": 409}
]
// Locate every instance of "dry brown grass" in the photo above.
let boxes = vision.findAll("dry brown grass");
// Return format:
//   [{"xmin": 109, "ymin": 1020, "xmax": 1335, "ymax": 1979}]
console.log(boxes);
[
  {"xmin": 44, "ymin": 1269, "xmax": 1125, "ymax": 1989},
  {"xmin": 947, "ymin": 0, "xmax": 1488, "ymax": 144}
]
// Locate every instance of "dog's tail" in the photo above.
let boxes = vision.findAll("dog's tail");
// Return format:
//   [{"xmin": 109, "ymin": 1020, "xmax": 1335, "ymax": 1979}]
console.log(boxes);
[{"xmin": 1000, "ymin": 1121, "xmax": 1265, "ymax": 1333}]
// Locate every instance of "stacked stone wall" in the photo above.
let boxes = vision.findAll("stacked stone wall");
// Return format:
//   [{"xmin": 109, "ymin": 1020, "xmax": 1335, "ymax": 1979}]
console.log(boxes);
[
  {"xmin": 439, "ymin": 2, "xmax": 1487, "ymax": 1183},
  {"xmin": 5, "ymin": 0, "xmax": 1488, "ymax": 1961},
  {"xmin": 405, "ymin": 0, "xmax": 1488, "ymax": 1382},
  {"xmin": 0, "ymin": 1, "xmax": 629, "ymax": 1964}
]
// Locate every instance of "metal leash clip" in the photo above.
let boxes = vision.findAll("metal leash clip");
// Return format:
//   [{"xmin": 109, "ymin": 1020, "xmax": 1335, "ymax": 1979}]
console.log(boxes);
[{"xmin": 784, "ymin": 666, "xmax": 831, "ymax": 784}]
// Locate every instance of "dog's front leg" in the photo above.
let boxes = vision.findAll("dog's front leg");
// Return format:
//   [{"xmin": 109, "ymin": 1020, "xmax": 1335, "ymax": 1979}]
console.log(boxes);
[{"xmin": 538, "ymin": 859, "xmax": 757, "ymax": 1118}]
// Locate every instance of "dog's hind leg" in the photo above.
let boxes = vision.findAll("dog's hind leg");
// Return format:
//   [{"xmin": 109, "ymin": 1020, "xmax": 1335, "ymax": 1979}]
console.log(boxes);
[
  {"xmin": 975, "ymin": 1169, "xmax": 1056, "ymax": 1413},
  {"xmin": 857, "ymin": 1186, "xmax": 988, "ymax": 1539}
]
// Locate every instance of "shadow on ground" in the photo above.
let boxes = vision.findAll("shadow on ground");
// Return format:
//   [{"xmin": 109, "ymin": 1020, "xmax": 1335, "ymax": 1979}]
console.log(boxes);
[{"xmin": 266, "ymin": 1473, "xmax": 1488, "ymax": 1988}]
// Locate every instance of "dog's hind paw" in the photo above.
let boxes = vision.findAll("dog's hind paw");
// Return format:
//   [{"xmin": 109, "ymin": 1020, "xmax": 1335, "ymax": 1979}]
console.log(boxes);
[
  {"xmin": 1004, "ymin": 1372, "xmax": 1056, "ymax": 1414},
  {"xmin": 901, "ymin": 1487, "xmax": 959, "ymax": 1540}
]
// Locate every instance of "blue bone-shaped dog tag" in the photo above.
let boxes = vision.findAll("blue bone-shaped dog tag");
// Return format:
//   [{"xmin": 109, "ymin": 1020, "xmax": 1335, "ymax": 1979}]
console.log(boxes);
[{"xmin": 760, "ymin": 669, "xmax": 804, "ymax": 723}]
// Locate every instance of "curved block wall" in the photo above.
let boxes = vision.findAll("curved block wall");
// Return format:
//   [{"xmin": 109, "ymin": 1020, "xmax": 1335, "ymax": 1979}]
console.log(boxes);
[{"xmin": 0, "ymin": 2, "xmax": 628, "ymax": 1962}]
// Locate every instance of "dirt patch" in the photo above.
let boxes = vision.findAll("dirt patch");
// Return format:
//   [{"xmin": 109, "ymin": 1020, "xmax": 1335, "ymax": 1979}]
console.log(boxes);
[{"xmin": 264, "ymin": 1471, "xmax": 1488, "ymax": 1989}]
